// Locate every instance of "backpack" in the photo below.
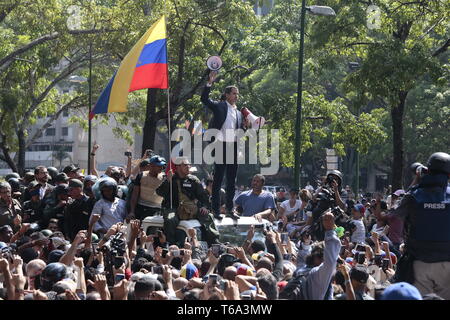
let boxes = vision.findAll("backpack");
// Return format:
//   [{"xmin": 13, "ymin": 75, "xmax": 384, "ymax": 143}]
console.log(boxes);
[
  {"xmin": 279, "ymin": 268, "xmax": 332, "ymax": 300},
  {"xmin": 279, "ymin": 269, "xmax": 311, "ymax": 300}
]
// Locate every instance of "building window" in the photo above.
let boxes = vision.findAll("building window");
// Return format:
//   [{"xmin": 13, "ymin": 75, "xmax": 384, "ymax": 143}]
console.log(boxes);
[
  {"xmin": 62, "ymin": 127, "xmax": 69, "ymax": 136},
  {"xmin": 45, "ymin": 128, "xmax": 56, "ymax": 136},
  {"xmin": 38, "ymin": 145, "xmax": 50, "ymax": 151},
  {"xmin": 63, "ymin": 110, "xmax": 69, "ymax": 117}
]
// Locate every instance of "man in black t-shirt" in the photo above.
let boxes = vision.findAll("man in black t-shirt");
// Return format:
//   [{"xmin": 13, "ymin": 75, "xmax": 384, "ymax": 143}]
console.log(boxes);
[{"xmin": 64, "ymin": 179, "xmax": 95, "ymax": 242}]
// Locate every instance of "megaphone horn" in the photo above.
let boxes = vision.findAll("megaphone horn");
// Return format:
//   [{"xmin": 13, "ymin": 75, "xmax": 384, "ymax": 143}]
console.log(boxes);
[{"xmin": 241, "ymin": 107, "xmax": 265, "ymax": 130}]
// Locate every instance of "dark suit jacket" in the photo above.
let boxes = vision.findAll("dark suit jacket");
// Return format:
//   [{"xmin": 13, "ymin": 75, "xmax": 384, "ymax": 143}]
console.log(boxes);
[{"xmin": 201, "ymin": 85, "xmax": 245, "ymax": 131}]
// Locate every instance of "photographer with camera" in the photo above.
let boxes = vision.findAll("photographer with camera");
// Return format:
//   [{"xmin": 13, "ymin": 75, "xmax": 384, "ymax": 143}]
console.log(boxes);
[
  {"xmin": 308, "ymin": 170, "xmax": 348, "ymax": 241},
  {"xmin": 393, "ymin": 152, "xmax": 450, "ymax": 299}
]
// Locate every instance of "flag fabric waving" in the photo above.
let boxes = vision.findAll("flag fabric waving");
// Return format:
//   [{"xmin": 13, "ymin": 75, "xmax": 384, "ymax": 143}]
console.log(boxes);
[{"xmin": 90, "ymin": 16, "xmax": 168, "ymax": 119}]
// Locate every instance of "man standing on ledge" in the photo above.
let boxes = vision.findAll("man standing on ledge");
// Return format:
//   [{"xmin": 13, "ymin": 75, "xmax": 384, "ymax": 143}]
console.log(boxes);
[{"xmin": 201, "ymin": 70, "xmax": 246, "ymax": 220}]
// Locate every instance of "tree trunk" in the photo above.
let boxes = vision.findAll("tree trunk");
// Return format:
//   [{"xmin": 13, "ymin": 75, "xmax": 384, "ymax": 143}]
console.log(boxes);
[
  {"xmin": 17, "ymin": 129, "xmax": 26, "ymax": 176},
  {"xmin": 391, "ymin": 90, "xmax": 408, "ymax": 190},
  {"xmin": 0, "ymin": 146, "xmax": 18, "ymax": 173},
  {"xmin": 141, "ymin": 88, "xmax": 158, "ymax": 157}
]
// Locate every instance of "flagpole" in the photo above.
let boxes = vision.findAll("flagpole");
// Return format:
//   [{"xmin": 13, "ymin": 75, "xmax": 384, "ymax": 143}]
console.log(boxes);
[{"xmin": 163, "ymin": 13, "xmax": 173, "ymax": 210}]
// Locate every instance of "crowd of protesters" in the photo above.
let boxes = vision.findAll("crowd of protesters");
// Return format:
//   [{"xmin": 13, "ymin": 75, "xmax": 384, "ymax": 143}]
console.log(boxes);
[{"xmin": 0, "ymin": 146, "xmax": 449, "ymax": 301}]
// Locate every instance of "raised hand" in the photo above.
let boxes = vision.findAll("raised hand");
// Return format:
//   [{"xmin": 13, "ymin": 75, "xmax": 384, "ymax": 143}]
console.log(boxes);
[
  {"xmin": 65, "ymin": 289, "xmax": 81, "ymax": 300},
  {"xmin": 74, "ymin": 230, "xmax": 87, "ymax": 245},
  {"xmin": 33, "ymin": 290, "xmax": 48, "ymax": 300},
  {"xmin": 322, "ymin": 211, "xmax": 335, "ymax": 231},
  {"xmin": 187, "ymin": 228, "xmax": 197, "ymax": 239},
  {"xmin": 129, "ymin": 219, "xmax": 141, "ymax": 239},
  {"xmin": 73, "ymin": 257, "xmax": 84, "ymax": 269},
  {"xmin": 162, "ymin": 265, "xmax": 172, "ymax": 285},
  {"xmin": 233, "ymin": 247, "xmax": 246, "ymax": 261},
  {"xmin": 208, "ymin": 70, "xmax": 218, "ymax": 84},
  {"xmin": 247, "ymin": 225, "xmax": 255, "ymax": 241},
  {"xmin": 113, "ymin": 279, "xmax": 129, "ymax": 300}
]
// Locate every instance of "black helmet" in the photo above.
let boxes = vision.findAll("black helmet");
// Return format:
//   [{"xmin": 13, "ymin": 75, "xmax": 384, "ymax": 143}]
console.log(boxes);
[
  {"xmin": 7, "ymin": 178, "xmax": 21, "ymax": 192},
  {"xmin": 40, "ymin": 262, "xmax": 68, "ymax": 292},
  {"xmin": 47, "ymin": 167, "xmax": 58, "ymax": 180},
  {"xmin": 5, "ymin": 172, "xmax": 20, "ymax": 181},
  {"xmin": 99, "ymin": 177, "xmax": 118, "ymax": 198},
  {"xmin": 427, "ymin": 152, "xmax": 450, "ymax": 175},
  {"xmin": 326, "ymin": 170, "xmax": 343, "ymax": 186}
]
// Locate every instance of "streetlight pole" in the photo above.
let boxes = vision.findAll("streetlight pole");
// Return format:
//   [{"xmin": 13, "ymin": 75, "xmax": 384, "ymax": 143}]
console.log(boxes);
[
  {"xmin": 294, "ymin": 0, "xmax": 307, "ymax": 190},
  {"xmin": 88, "ymin": 42, "xmax": 92, "ymax": 175},
  {"xmin": 293, "ymin": 3, "xmax": 336, "ymax": 190}
]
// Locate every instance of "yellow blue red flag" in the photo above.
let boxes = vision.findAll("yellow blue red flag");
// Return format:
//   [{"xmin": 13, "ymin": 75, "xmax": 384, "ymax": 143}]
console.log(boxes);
[{"xmin": 90, "ymin": 16, "xmax": 168, "ymax": 119}]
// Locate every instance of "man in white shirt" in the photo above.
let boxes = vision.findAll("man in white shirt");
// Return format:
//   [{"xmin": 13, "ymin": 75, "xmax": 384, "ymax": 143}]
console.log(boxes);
[
  {"xmin": 201, "ymin": 71, "xmax": 247, "ymax": 220},
  {"xmin": 89, "ymin": 178, "xmax": 127, "ymax": 234}
]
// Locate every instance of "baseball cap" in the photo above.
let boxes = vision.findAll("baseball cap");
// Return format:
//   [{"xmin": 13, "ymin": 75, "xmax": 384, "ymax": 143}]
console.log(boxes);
[
  {"xmin": 381, "ymin": 282, "xmax": 422, "ymax": 300},
  {"xmin": 180, "ymin": 263, "xmax": 199, "ymax": 280},
  {"xmin": 236, "ymin": 264, "xmax": 254, "ymax": 276},
  {"xmin": 48, "ymin": 250, "xmax": 65, "ymax": 263},
  {"xmin": 149, "ymin": 155, "xmax": 166, "ymax": 167},
  {"xmin": 353, "ymin": 203, "xmax": 366, "ymax": 214},
  {"xmin": 63, "ymin": 164, "xmax": 80, "ymax": 174}
]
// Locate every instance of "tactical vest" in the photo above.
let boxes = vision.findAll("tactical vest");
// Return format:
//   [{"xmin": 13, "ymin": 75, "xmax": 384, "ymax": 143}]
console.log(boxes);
[
  {"xmin": 138, "ymin": 172, "xmax": 163, "ymax": 208},
  {"xmin": 408, "ymin": 185, "xmax": 450, "ymax": 263}
]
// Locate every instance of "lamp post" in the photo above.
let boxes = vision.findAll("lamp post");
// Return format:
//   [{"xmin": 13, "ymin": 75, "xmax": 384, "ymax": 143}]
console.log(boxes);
[
  {"xmin": 68, "ymin": 44, "xmax": 93, "ymax": 174},
  {"xmin": 294, "ymin": 3, "xmax": 336, "ymax": 189}
]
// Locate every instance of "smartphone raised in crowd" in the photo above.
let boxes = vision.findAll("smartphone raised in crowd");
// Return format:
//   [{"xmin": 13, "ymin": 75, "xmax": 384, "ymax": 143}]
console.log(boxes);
[
  {"xmin": 152, "ymin": 265, "xmax": 163, "ymax": 274},
  {"xmin": 281, "ymin": 233, "xmax": 289, "ymax": 245},
  {"xmin": 209, "ymin": 274, "xmax": 218, "ymax": 286},
  {"xmin": 382, "ymin": 258, "xmax": 390, "ymax": 271},
  {"xmin": 374, "ymin": 254, "xmax": 382, "ymax": 266},
  {"xmin": 211, "ymin": 244, "xmax": 221, "ymax": 258}
]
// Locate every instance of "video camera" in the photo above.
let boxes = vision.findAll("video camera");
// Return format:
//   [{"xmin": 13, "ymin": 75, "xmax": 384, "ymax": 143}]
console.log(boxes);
[{"xmin": 100, "ymin": 232, "xmax": 127, "ymax": 286}]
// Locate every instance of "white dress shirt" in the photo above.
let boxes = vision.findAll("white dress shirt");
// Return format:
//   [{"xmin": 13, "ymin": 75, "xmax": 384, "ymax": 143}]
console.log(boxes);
[{"xmin": 218, "ymin": 102, "xmax": 238, "ymax": 142}]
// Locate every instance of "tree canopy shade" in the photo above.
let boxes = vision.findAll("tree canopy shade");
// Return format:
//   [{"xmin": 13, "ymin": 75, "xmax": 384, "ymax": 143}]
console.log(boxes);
[{"xmin": 0, "ymin": 0, "xmax": 448, "ymax": 191}]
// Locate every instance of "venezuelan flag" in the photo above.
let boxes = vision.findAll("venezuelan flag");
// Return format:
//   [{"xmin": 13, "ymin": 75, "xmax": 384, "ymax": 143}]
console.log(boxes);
[{"xmin": 90, "ymin": 16, "xmax": 168, "ymax": 119}]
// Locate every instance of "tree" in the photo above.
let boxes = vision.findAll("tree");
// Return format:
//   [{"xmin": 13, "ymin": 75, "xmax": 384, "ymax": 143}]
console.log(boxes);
[
  {"xmin": 51, "ymin": 145, "xmax": 73, "ymax": 171},
  {"xmin": 0, "ymin": 0, "xmax": 117, "ymax": 174},
  {"xmin": 306, "ymin": 0, "xmax": 450, "ymax": 189}
]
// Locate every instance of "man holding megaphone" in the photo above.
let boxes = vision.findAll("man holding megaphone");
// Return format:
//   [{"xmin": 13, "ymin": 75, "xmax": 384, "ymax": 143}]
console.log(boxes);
[{"xmin": 201, "ymin": 70, "xmax": 248, "ymax": 220}]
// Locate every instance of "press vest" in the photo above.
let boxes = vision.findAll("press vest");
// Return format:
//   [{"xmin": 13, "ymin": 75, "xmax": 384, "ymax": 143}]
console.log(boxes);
[
  {"xmin": 408, "ymin": 180, "xmax": 450, "ymax": 263},
  {"xmin": 138, "ymin": 172, "xmax": 163, "ymax": 208}
]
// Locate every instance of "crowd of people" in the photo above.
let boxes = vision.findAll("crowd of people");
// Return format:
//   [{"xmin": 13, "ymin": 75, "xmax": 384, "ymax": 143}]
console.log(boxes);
[{"xmin": 0, "ymin": 146, "xmax": 449, "ymax": 301}]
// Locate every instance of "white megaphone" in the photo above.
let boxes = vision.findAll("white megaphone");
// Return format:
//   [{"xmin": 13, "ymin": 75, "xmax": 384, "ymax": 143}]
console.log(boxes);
[{"xmin": 241, "ymin": 107, "xmax": 265, "ymax": 130}]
